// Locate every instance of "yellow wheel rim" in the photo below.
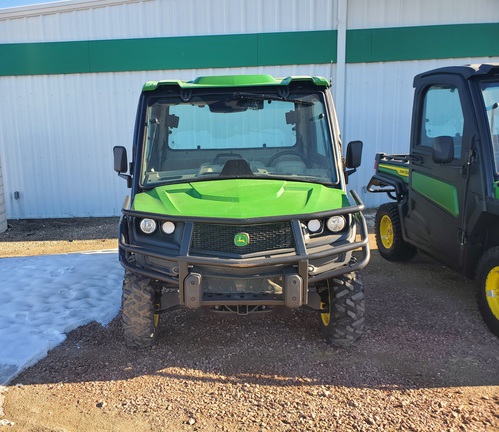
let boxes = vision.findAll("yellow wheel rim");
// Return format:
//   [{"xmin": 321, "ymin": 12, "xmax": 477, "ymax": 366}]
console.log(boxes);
[
  {"xmin": 380, "ymin": 214, "xmax": 394, "ymax": 249},
  {"xmin": 485, "ymin": 266, "xmax": 499, "ymax": 320},
  {"xmin": 154, "ymin": 302, "xmax": 160, "ymax": 327},
  {"xmin": 320, "ymin": 301, "xmax": 331, "ymax": 326}
]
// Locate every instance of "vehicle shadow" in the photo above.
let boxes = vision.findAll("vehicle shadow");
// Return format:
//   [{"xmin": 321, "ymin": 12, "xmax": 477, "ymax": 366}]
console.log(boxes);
[{"xmin": 11, "ymin": 246, "xmax": 499, "ymax": 390}]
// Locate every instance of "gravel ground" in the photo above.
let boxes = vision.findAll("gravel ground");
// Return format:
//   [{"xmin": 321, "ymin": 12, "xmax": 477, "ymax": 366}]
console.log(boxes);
[
  {"xmin": 0, "ymin": 215, "xmax": 498, "ymax": 431},
  {"xmin": 0, "ymin": 217, "xmax": 119, "ymax": 257}
]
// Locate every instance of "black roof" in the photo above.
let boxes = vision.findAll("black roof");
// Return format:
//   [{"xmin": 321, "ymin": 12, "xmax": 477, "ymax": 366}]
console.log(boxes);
[{"xmin": 413, "ymin": 63, "xmax": 499, "ymax": 87}]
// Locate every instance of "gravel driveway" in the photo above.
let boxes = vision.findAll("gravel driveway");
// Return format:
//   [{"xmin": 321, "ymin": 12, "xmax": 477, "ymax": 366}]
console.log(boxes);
[{"xmin": 0, "ymin": 215, "xmax": 498, "ymax": 431}]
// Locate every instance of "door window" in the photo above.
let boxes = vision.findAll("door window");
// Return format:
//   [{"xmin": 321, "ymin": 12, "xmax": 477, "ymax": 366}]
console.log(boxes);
[
  {"xmin": 419, "ymin": 85, "xmax": 464, "ymax": 159},
  {"xmin": 480, "ymin": 82, "xmax": 499, "ymax": 175}
]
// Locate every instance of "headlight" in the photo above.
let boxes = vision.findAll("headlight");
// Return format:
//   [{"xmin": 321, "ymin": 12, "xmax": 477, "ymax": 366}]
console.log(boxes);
[
  {"xmin": 307, "ymin": 219, "xmax": 322, "ymax": 233},
  {"xmin": 139, "ymin": 218, "xmax": 157, "ymax": 234},
  {"xmin": 161, "ymin": 221, "xmax": 176, "ymax": 235},
  {"xmin": 326, "ymin": 215, "xmax": 346, "ymax": 232}
]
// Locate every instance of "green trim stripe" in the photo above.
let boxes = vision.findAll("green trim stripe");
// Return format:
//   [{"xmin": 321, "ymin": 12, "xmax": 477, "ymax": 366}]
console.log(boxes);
[
  {"xmin": 0, "ymin": 30, "xmax": 336, "ymax": 76},
  {"xmin": 347, "ymin": 23, "xmax": 499, "ymax": 63},
  {"xmin": 0, "ymin": 23, "xmax": 497, "ymax": 77},
  {"xmin": 412, "ymin": 171, "xmax": 459, "ymax": 217},
  {"xmin": 378, "ymin": 163, "xmax": 410, "ymax": 183}
]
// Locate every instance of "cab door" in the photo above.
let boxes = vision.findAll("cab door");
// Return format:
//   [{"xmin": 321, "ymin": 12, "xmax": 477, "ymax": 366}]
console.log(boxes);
[{"xmin": 403, "ymin": 74, "xmax": 476, "ymax": 271}]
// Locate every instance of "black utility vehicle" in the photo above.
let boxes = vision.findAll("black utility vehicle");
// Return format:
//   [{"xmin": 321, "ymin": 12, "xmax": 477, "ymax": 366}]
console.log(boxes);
[{"xmin": 368, "ymin": 64, "xmax": 499, "ymax": 336}]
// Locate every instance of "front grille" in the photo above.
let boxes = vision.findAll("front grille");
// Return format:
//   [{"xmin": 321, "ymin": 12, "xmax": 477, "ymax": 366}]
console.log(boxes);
[{"xmin": 191, "ymin": 222, "xmax": 294, "ymax": 255}]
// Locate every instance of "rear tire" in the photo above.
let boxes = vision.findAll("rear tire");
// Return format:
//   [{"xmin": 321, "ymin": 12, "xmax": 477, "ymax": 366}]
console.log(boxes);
[
  {"xmin": 375, "ymin": 202, "xmax": 417, "ymax": 261},
  {"xmin": 476, "ymin": 248, "xmax": 499, "ymax": 337},
  {"xmin": 319, "ymin": 273, "xmax": 365, "ymax": 347},
  {"xmin": 121, "ymin": 272, "xmax": 159, "ymax": 348}
]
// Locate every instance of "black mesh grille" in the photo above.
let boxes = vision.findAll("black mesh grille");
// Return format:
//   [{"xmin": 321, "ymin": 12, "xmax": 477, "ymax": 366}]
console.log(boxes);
[{"xmin": 191, "ymin": 222, "xmax": 294, "ymax": 255}]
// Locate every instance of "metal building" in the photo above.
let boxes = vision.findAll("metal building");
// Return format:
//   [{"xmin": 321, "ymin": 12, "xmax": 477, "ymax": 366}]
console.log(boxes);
[
  {"xmin": 0, "ymin": 155, "xmax": 6, "ymax": 232},
  {"xmin": 0, "ymin": 0, "xmax": 498, "ymax": 219}
]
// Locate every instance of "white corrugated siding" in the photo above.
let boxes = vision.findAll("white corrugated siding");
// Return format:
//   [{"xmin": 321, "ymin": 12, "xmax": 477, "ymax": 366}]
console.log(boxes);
[
  {"xmin": 0, "ymin": 0, "xmax": 498, "ymax": 217},
  {"xmin": 0, "ymin": 64, "xmax": 336, "ymax": 219},
  {"xmin": 347, "ymin": 0, "xmax": 499, "ymax": 28},
  {"xmin": 0, "ymin": 154, "xmax": 6, "ymax": 232},
  {"xmin": 2, "ymin": 0, "xmax": 496, "ymax": 42},
  {"xmin": 341, "ymin": 57, "xmax": 499, "ymax": 209},
  {"xmin": 0, "ymin": 0, "xmax": 336, "ymax": 42},
  {"xmin": 0, "ymin": 72, "xmax": 141, "ymax": 218}
]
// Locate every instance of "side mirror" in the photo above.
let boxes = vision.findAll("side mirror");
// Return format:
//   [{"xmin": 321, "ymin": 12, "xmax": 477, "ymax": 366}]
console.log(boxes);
[
  {"xmin": 113, "ymin": 146, "xmax": 132, "ymax": 188},
  {"xmin": 113, "ymin": 146, "xmax": 128, "ymax": 173},
  {"xmin": 346, "ymin": 140, "xmax": 363, "ymax": 169},
  {"xmin": 432, "ymin": 136, "xmax": 454, "ymax": 164}
]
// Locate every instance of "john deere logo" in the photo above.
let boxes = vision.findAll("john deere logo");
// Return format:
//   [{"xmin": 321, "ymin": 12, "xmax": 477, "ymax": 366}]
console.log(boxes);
[{"xmin": 234, "ymin": 232, "xmax": 250, "ymax": 247}]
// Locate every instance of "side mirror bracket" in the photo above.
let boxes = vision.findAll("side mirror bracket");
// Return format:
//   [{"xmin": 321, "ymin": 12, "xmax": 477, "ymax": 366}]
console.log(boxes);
[
  {"xmin": 344, "ymin": 140, "xmax": 363, "ymax": 181},
  {"xmin": 113, "ymin": 146, "xmax": 132, "ymax": 188}
]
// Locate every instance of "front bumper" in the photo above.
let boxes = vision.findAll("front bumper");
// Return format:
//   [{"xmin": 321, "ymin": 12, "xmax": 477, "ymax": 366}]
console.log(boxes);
[{"xmin": 118, "ymin": 190, "xmax": 370, "ymax": 309}]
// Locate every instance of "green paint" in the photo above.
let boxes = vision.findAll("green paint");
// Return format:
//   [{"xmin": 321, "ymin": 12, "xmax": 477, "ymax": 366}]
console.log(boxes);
[
  {"xmin": 192, "ymin": 74, "xmax": 279, "ymax": 86},
  {"xmin": 347, "ymin": 23, "xmax": 499, "ymax": 63},
  {"xmin": 0, "ymin": 40, "xmax": 91, "ymax": 75},
  {"xmin": 0, "ymin": 30, "xmax": 335, "ymax": 77},
  {"xmin": 494, "ymin": 181, "xmax": 499, "ymax": 199},
  {"xmin": 132, "ymin": 179, "xmax": 347, "ymax": 218},
  {"xmin": 378, "ymin": 163, "xmax": 410, "ymax": 183},
  {"xmin": 412, "ymin": 172, "xmax": 459, "ymax": 217},
  {"xmin": 0, "ymin": 23, "xmax": 496, "ymax": 77},
  {"xmin": 256, "ymin": 30, "xmax": 336, "ymax": 66},
  {"xmin": 144, "ymin": 74, "xmax": 330, "ymax": 91}
]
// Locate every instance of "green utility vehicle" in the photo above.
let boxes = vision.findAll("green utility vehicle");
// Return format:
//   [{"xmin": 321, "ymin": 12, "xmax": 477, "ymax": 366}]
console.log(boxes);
[
  {"xmin": 113, "ymin": 74, "xmax": 369, "ymax": 348},
  {"xmin": 367, "ymin": 64, "xmax": 499, "ymax": 337}
]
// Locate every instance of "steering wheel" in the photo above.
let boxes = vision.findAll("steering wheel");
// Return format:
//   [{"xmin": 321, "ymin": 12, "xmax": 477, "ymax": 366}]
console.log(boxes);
[{"xmin": 268, "ymin": 150, "xmax": 308, "ymax": 167}]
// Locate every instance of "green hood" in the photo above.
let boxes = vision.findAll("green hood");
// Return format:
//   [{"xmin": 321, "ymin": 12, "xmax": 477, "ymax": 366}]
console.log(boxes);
[{"xmin": 133, "ymin": 179, "xmax": 348, "ymax": 218}]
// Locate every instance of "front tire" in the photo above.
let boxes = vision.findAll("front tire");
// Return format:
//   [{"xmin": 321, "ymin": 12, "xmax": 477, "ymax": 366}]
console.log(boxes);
[
  {"xmin": 319, "ymin": 273, "xmax": 365, "ymax": 347},
  {"xmin": 121, "ymin": 272, "xmax": 159, "ymax": 348},
  {"xmin": 375, "ymin": 203, "xmax": 417, "ymax": 261},
  {"xmin": 476, "ymin": 248, "xmax": 499, "ymax": 337}
]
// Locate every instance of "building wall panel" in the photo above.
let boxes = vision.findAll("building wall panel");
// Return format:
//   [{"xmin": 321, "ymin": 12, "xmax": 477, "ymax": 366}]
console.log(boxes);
[
  {"xmin": 0, "ymin": 0, "xmax": 336, "ymax": 43},
  {"xmin": 0, "ymin": 64, "xmax": 335, "ymax": 218},
  {"xmin": 3, "ymin": 56, "xmax": 497, "ymax": 217},
  {"xmin": 347, "ymin": 0, "xmax": 499, "ymax": 29},
  {"xmin": 342, "ymin": 57, "xmax": 499, "ymax": 208},
  {"xmin": 3, "ymin": 0, "xmax": 497, "ymax": 43},
  {"xmin": 0, "ymin": 72, "xmax": 138, "ymax": 218},
  {"xmin": 0, "ymin": 154, "xmax": 6, "ymax": 232},
  {"xmin": 0, "ymin": 0, "xmax": 498, "ymax": 217}
]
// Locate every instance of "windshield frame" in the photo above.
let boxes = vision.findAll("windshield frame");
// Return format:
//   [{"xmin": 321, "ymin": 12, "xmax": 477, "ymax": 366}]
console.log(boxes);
[{"xmin": 137, "ymin": 87, "xmax": 340, "ymax": 189}]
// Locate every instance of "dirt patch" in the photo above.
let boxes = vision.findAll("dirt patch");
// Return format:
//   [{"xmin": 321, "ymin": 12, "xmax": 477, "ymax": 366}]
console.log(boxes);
[
  {"xmin": 0, "ymin": 216, "xmax": 498, "ymax": 431},
  {"xmin": 0, "ymin": 217, "xmax": 119, "ymax": 257}
]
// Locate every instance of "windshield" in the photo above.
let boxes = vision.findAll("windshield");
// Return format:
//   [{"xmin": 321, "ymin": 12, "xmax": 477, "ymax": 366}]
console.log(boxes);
[
  {"xmin": 140, "ymin": 91, "xmax": 338, "ymax": 187},
  {"xmin": 480, "ymin": 81, "xmax": 499, "ymax": 175}
]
